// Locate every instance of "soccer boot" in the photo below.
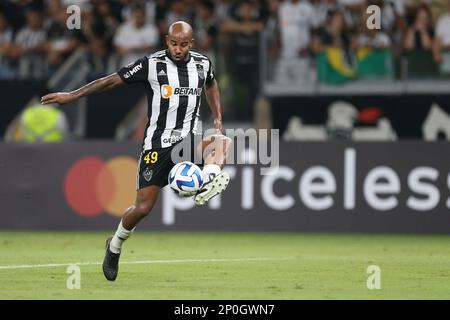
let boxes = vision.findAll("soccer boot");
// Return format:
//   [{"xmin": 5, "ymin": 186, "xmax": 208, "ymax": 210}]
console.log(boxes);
[
  {"xmin": 194, "ymin": 171, "xmax": 230, "ymax": 205},
  {"xmin": 102, "ymin": 236, "xmax": 121, "ymax": 281}
]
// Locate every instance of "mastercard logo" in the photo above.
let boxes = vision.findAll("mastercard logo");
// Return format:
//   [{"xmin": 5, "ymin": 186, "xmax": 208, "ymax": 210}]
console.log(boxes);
[
  {"xmin": 64, "ymin": 157, "xmax": 137, "ymax": 217},
  {"xmin": 161, "ymin": 84, "xmax": 173, "ymax": 99}
]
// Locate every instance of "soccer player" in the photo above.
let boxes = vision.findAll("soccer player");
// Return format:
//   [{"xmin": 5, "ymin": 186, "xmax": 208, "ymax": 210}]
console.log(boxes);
[{"xmin": 41, "ymin": 21, "xmax": 231, "ymax": 281}]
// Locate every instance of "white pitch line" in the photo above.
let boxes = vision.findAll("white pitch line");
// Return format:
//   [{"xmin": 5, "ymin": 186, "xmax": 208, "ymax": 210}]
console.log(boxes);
[{"xmin": 0, "ymin": 257, "xmax": 295, "ymax": 270}]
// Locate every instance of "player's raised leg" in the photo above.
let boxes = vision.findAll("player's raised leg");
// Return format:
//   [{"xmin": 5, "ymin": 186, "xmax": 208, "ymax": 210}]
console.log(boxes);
[
  {"xmin": 194, "ymin": 133, "xmax": 232, "ymax": 205},
  {"xmin": 103, "ymin": 186, "xmax": 160, "ymax": 281}
]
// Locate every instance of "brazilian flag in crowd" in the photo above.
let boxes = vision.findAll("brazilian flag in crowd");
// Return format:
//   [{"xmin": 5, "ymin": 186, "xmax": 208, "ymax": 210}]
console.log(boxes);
[{"xmin": 317, "ymin": 47, "xmax": 393, "ymax": 85}]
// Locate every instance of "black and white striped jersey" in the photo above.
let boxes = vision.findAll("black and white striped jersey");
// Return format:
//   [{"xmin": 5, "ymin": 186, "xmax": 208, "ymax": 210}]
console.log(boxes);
[
  {"xmin": 117, "ymin": 50, "xmax": 214, "ymax": 150},
  {"xmin": 15, "ymin": 27, "xmax": 46, "ymax": 49}
]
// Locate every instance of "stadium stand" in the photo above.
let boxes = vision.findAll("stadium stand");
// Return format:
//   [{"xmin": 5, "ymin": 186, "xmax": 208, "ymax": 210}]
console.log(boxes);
[{"xmin": 1, "ymin": 0, "xmax": 450, "ymax": 138}]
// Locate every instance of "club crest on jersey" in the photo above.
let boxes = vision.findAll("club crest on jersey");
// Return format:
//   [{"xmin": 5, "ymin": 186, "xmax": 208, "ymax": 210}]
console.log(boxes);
[
  {"xmin": 160, "ymin": 85, "xmax": 202, "ymax": 99},
  {"xmin": 196, "ymin": 64, "xmax": 204, "ymax": 79}
]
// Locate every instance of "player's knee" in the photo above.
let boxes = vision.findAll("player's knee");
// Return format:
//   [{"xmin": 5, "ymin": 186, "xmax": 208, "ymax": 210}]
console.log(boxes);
[{"xmin": 134, "ymin": 201, "xmax": 155, "ymax": 217}]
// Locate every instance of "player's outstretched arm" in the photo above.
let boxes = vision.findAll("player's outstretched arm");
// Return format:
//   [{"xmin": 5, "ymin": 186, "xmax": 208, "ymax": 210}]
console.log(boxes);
[{"xmin": 41, "ymin": 73, "xmax": 124, "ymax": 105}]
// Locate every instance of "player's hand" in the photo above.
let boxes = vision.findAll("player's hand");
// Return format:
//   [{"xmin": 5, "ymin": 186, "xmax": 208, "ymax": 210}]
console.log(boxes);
[
  {"xmin": 214, "ymin": 118, "xmax": 223, "ymax": 134},
  {"xmin": 41, "ymin": 92, "xmax": 76, "ymax": 105}
]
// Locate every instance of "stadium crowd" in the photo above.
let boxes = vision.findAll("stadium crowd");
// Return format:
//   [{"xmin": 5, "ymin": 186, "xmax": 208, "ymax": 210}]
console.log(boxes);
[
  {"xmin": 1, "ymin": 0, "xmax": 450, "ymax": 124},
  {"xmin": 0, "ymin": 0, "xmax": 450, "ymax": 81}
]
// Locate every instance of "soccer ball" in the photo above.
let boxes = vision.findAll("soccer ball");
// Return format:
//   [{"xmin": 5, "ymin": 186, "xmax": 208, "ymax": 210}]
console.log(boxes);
[{"xmin": 168, "ymin": 161, "xmax": 204, "ymax": 197}]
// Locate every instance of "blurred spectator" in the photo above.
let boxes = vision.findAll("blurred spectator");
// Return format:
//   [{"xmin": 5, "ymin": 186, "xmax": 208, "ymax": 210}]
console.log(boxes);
[
  {"xmin": 311, "ymin": 9, "xmax": 353, "ymax": 53},
  {"xmin": 357, "ymin": 0, "xmax": 401, "ymax": 37},
  {"xmin": 81, "ymin": 0, "xmax": 119, "ymax": 77},
  {"xmin": 114, "ymin": 2, "xmax": 159, "ymax": 67},
  {"xmin": 0, "ymin": 11, "xmax": 16, "ymax": 79},
  {"xmin": 121, "ymin": 0, "xmax": 157, "ymax": 25},
  {"xmin": 5, "ymin": 103, "xmax": 70, "ymax": 142},
  {"xmin": 337, "ymin": 0, "xmax": 363, "ymax": 5},
  {"xmin": 429, "ymin": 0, "xmax": 450, "ymax": 26},
  {"xmin": 403, "ymin": 4, "xmax": 434, "ymax": 52},
  {"xmin": 215, "ymin": 0, "xmax": 233, "ymax": 22},
  {"xmin": 403, "ymin": 4, "xmax": 438, "ymax": 77},
  {"xmin": 433, "ymin": 0, "xmax": 450, "ymax": 74},
  {"xmin": 390, "ymin": 0, "xmax": 411, "ymax": 18},
  {"xmin": 356, "ymin": 10, "xmax": 393, "ymax": 79},
  {"xmin": 310, "ymin": 0, "xmax": 338, "ymax": 30},
  {"xmin": 95, "ymin": 0, "xmax": 120, "ymax": 43},
  {"xmin": 276, "ymin": 0, "xmax": 314, "ymax": 83},
  {"xmin": 221, "ymin": 0, "xmax": 264, "ymax": 120},
  {"xmin": 185, "ymin": 0, "xmax": 201, "ymax": 22},
  {"xmin": 19, "ymin": 104, "xmax": 70, "ymax": 142},
  {"xmin": 278, "ymin": 0, "xmax": 313, "ymax": 58},
  {"xmin": 194, "ymin": 0, "xmax": 219, "ymax": 63},
  {"xmin": 1, "ymin": 0, "xmax": 450, "ymax": 86},
  {"xmin": 379, "ymin": 0, "xmax": 408, "ymax": 58},
  {"xmin": 158, "ymin": 0, "xmax": 193, "ymax": 40},
  {"xmin": 43, "ymin": 6, "xmax": 81, "ymax": 74},
  {"xmin": 312, "ymin": 9, "xmax": 357, "ymax": 84},
  {"xmin": 340, "ymin": 0, "xmax": 364, "ymax": 31},
  {"xmin": 265, "ymin": 0, "xmax": 281, "ymax": 59},
  {"xmin": 44, "ymin": 0, "xmax": 64, "ymax": 29},
  {"xmin": 61, "ymin": 0, "xmax": 90, "ymax": 9},
  {"xmin": 2, "ymin": 0, "xmax": 44, "ymax": 31},
  {"xmin": 264, "ymin": 0, "xmax": 281, "ymax": 82},
  {"xmin": 404, "ymin": 0, "xmax": 448, "ymax": 26},
  {"xmin": 379, "ymin": 0, "xmax": 398, "ymax": 32},
  {"xmin": 11, "ymin": 8, "xmax": 47, "ymax": 79},
  {"xmin": 357, "ymin": 11, "xmax": 391, "ymax": 50}
]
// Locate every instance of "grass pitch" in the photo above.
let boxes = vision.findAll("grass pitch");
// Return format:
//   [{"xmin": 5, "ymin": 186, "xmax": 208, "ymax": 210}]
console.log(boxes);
[{"xmin": 0, "ymin": 231, "xmax": 449, "ymax": 299}]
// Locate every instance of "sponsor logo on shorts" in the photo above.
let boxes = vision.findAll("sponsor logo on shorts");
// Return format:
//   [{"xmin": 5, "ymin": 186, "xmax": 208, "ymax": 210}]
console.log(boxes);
[{"xmin": 163, "ymin": 135, "xmax": 184, "ymax": 144}]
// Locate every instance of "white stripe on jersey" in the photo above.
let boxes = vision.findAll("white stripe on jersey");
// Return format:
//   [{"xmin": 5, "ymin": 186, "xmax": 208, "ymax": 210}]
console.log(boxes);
[
  {"xmin": 181, "ymin": 59, "xmax": 200, "ymax": 138},
  {"xmin": 144, "ymin": 58, "xmax": 161, "ymax": 150},
  {"xmin": 150, "ymin": 50, "xmax": 166, "ymax": 58},
  {"xmin": 190, "ymin": 57, "xmax": 209, "ymax": 135},
  {"xmin": 161, "ymin": 61, "xmax": 181, "ymax": 148},
  {"xmin": 190, "ymin": 52, "xmax": 208, "ymax": 59}
]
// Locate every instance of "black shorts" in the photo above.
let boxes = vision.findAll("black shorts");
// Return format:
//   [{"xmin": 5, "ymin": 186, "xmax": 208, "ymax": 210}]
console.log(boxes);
[{"xmin": 136, "ymin": 134, "xmax": 204, "ymax": 190}]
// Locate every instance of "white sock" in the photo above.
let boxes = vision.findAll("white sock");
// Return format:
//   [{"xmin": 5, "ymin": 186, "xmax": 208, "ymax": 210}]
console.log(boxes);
[
  {"xmin": 109, "ymin": 221, "xmax": 134, "ymax": 254},
  {"xmin": 202, "ymin": 164, "xmax": 221, "ymax": 184}
]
